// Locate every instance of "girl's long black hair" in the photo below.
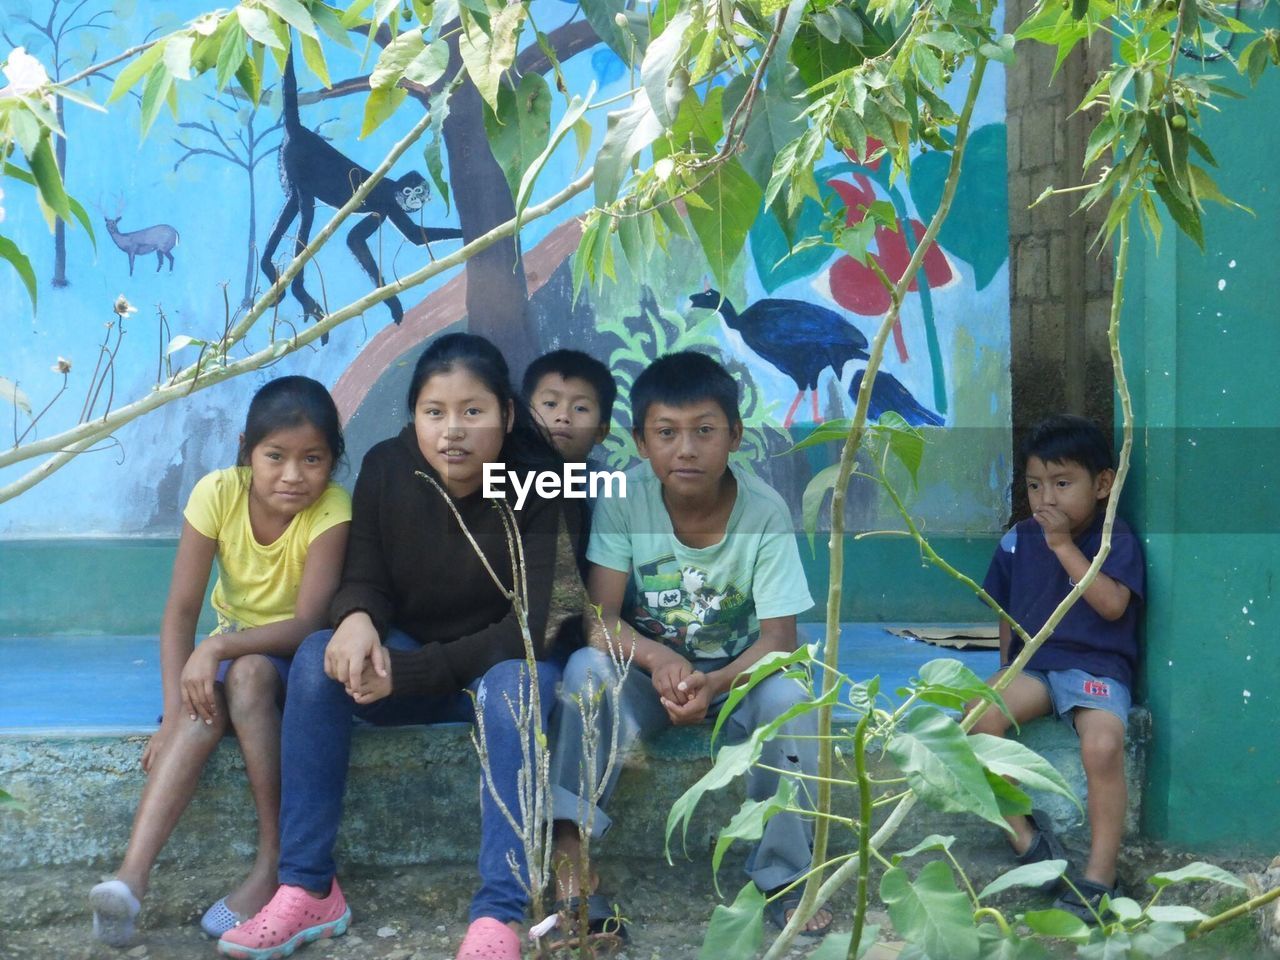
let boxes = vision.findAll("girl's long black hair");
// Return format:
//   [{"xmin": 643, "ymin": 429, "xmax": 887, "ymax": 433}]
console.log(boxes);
[
  {"xmin": 406, "ymin": 332, "xmax": 562, "ymax": 475},
  {"xmin": 238, "ymin": 375, "xmax": 344, "ymax": 473}
]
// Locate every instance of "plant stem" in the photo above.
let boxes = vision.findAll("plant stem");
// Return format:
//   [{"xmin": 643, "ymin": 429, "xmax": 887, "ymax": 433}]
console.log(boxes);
[
  {"xmin": 847, "ymin": 715, "xmax": 873, "ymax": 960},
  {"xmin": 770, "ymin": 53, "xmax": 990, "ymax": 960},
  {"xmin": 1188, "ymin": 884, "xmax": 1280, "ymax": 939}
]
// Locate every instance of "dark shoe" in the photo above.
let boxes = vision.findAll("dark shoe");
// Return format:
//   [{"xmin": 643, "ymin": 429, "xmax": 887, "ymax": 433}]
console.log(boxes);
[
  {"xmin": 764, "ymin": 888, "xmax": 833, "ymax": 939},
  {"xmin": 1016, "ymin": 809, "xmax": 1068, "ymax": 893},
  {"xmin": 1054, "ymin": 877, "xmax": 1118, "ymax": 924},
  {"xmin": 554, "ymin": 893, "xmax": 628, "ymax": 942}
]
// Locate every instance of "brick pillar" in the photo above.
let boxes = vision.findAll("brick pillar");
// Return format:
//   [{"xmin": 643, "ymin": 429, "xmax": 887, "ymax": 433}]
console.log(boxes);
[{"xmin": 1006, "ymin": 0, "xmax": 1115, "ymax": 513}]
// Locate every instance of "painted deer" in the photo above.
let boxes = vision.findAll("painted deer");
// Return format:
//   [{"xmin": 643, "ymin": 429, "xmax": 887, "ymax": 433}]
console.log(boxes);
[{"xmin": 102, "ymin": 197, "xmax": 179, "ymax": 275}]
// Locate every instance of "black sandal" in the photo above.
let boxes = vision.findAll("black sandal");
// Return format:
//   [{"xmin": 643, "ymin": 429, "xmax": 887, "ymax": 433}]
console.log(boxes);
[
  {"xmin": 764, "ymin": 888, "xmax": 833, "ymax": 939},
  {"xmin": 1016, "ymin": 809, "xmax": 1068, "ymax": 893},
  {"xmin": 554, "ymin": 893, "xmax": 629, "ymax": 942}
]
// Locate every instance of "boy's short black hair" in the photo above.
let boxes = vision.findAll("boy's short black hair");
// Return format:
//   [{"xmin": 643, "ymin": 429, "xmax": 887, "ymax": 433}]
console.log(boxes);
[
  {"xmin": 631, "ymin": 350, "xmax": 742, "ymax": 432},
  {"xmin": 1022, "ymin": 414, "xmax": 1114, "ymax": 477},
  {"xmin": 521, "ymin": 349, "xmax": 616, "ymax": 427}
]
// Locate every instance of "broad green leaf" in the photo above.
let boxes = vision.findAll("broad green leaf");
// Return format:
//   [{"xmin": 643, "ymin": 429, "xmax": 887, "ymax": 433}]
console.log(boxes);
[
  {"xmin": 593, "ymin": 90, "xmax": 662, "ymax": 206},
  {"xmin": 688, "ymin": 158, "xmax": 761, "ymax": 292},
  {"xmin": 404, "ymin": 40, "xmax": 449, "ymax": 87},
  {"xmin": 579, "ymin": 0, "xmax": 632, "ymax": 59},
  {"xmin": 0, "ymin": 235, "xmax": 38, "ymax": 311},
  {"xmin": 976, "ymin": 926, "xmax": 1051, "ymax": 960},
  {"xmin": 700, "ymin": 881, "xmax": 763, "ymax": 960},
  {"xmin": 894, "ymin": 834, "xmax": 955, "ymax": 861},
  {"xmin": 313, "ymin": 3, "xmax": 355, "ymax": 47},
  {"xmin": 733, "ymin": 62, "xmax": 806, "ymax": 189},
  {"xmin": 1149, "ymin": 861, "xmax": 1245, "ymax": 890},
  {"xmin": 107, "ymin": 40, "xmax": 166, "ymax": 103},
  {"xmin": 710, "ymin": 645, "xmax": 815, "ymax": 745},
  {"xmin": 985, "ymin": 770, "xmax": 1033, "ymax": 817},
  {"xmin": 235, "ymin": 55, "xmax": 261, "ymax": 106},
  {"xmin": 371, "ymin": 26, "xmax": 425, "ymax": 89},
  {"xmin": 886, "ymin": 705, "xmax": 1005, "ymax": 830},
  {"xmin": 515, "ymin": 85, "xmax": 594, "ymax": 222},
  {"xmin": 1128, "ymin": 921, "xmax": 1186, "ymax": 956},
  {"xmin": 483, "ymin": 72, "xmax": 552, "ymax": 199},
  {"xmin": 166, "ymin": 334, "xmax": 207, "ymax": 355},
  {"xmin": 874, "ymin": 410, "xmax": 925, "ymax": 487},
  {"xmin": 1076, "ymin": 931, "xmax": 1131, "ymax": 959},
  {"xmin": 361, "ymin": 86, "xmax": 407, "ymax": 138},
  {"xmin": 801, "ymin": 462, "xmax": 842, "ymax": 553},
  {"xmin": 1022, "ymin": 908, "xmax": 1092, "ymax": 942},
  {"xmin": 641, "ymin": 10, "xmax": 693, "ymax": 128},
  {"xmin": 914, "ymin": 658, "xmax": 998, "ymax": 712},
  {"xmin": 260, "ymin": 0, "xmax": 319, "ymax": 38},
  {"xmin": 1107, "ymin": 896, "xmax": 1143, "ymax": 921},
  {"xmin": 809, "ymin": 925, "xmax": 880, "ymax": 960},
  {"xmin": 163, "ymin": 34, "xmax": 195, "ymax": 80},
  {"xmin": 880, "ymin": 861, "xmax": 980, "ymax": 960},
  {"xmin": 1145, "ymin": 904, "xmax": 1209, "ymax": 923},
  {"xmin": 711, "ymin": 779, "xmax": 796, "ymax": 883},
  {"xmin": 215, "ymin": 21, "xmax": 246, "ymax": 91},
  {"xmin": 457, "ymin": 3, "xmax": 524, "ymax": 111},
  {"xmin": 236, "ymin": 6, "xmax": 284, "ymax": 49},
  {"xmin": 1188, "ymin": 164, "xmax": 1252, "ymax": 213},
  {"xmin": 970, "ymin": 734, "xmax": 1079, "ymax": 804},
  {"xmin": 29, "ymin": 133, "xmax": 71, "ymax": 221},
  {"xmin": 0, "ymin": 376, "xmax": 33, "ymax": 416},
  {"xmin": 1153, "ymin": 179, "xmax": 1204, "ymax": 251},
  {"xmin": 978, "ymin": 860, "xmax": 1067, "ymax": 900},
  {"xmin": 788, "ymin": 419, "xmax": 854, "ymax": 454},
  {"xmin": 300, "ymin": 33, "xmax": 330, "ymax": 87},
  {"xmin": 424, "ymin": 86, "xmax": 453, "ymax": 215}
]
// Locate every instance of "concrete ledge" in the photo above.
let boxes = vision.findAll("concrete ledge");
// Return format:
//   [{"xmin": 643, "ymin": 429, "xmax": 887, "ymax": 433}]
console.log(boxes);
[{"xmin": 0, "ymin": 710, "xmax": 1149, "ymax": 870}]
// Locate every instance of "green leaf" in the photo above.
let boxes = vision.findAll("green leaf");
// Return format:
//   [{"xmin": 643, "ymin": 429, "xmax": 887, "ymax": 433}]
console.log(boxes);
[
  {"xmin": 260, "ymin": 0, "xmax": 319, "ymax": 38},
  {"xmin": 970, "ymin": 733, "xmax": 1079, "ymax": 804},
  {"xmin": 985, "ymin": 770, "xmax": 1033, "ymax": 817},
  {"xmin": 483, "ymin": 72, "xmax": 552, "ymax": 199},
  {"xmin": 424, "ymin": 86, "xmax": 453, "ymax": 215},
  {"xmin": 1107, "ymin": 896, "xmax": 1143, "ymax": 921},
  {"xmin": 514, "ymin": 86, "xmax": 593, "ymax": 222},
  {"xmin": 788, "ymin": 419, "xmax": 854, "ymax": 454},
  {"xmin": 978, "ymin": 860, "xmax": 1067, "ymax": 900},
  {"xmin": 107, "ymin": 41, "xmax": 166, "ymax": 103},
  {"xmin": 1188, "ymin": 164, "xmax": 1252, "ymax": 214},
  {"xmin": 593, "ymin": 91, "xmax": 663, "ymax": 206},
  {"xmin": 1128, "ymin": 922, "xmax": 1186, "ymax": 956},
  {"xmin": 405, "ymin": 40, "xmax": 449, "ymax": 87},
  {"xmin": 1153, "ymin": 179, "xmax": 1204, "ymax": 251},
  {"xmin": 880, "ymin": 861, "xmax": 980, "ymax": 960},
  {"xmin": 1149, "ymin": 861, "xmax": 1245, "ymax": 890},
  {"xmin": 371, "ymin": 26, "xmax": 425, "ymax": 88},
  {"xmin": 873, "ymin": 410, "xmax": 925, "ymax": 486},
  {"xmin": 894, "ymin": 834, "xmax": 956, "ymax": 861},
  {"xmin": 361, "ymin": 85, "xmax": 407, "ymax": 138},
  {"xmin": 710, "ymin": 645, "xmax": 815, "ymax": 746},
  {"xmin": 711, "ymin": 779, "xmax": 796, "ymax": 884},
  {"xmin": 300, "ymin": 33, "xmax": 330, "ymax": 87},
  {"xmin": 642, "ymin": 10, "xmax": 693, "ymax": 128},
  {"xmin": 1145, "ymin": 904, "xmax": 1209, "ymax": 923},
  {"xmin": 801, "ymin": 462, "xmax": 842, "ymax": 553},
  {"xmin": 1076, "ymin": 931, "xmax": 1132, "ymax": 959},
  {"xmin": 236, "ymin": 6, "xmax": 285, "ymax": 48},
  {"xmin": 0, "ymin": 235, "xmax": 38, "ymax": 312},
  {"xmin": 579, "ymin": 0, "xmax": 633, "ymax": 59},
  {"xmin": 313, "ymin": 3, "xmax": 355, "ymax": 47},
  {"xmin": 163, "ymin": 34, "xmax": 195, "ymax": 81},
  {"xmin": 913, "ymin": 658, "xmax": 1008, "ymax": 718},
  {"xmin": 0, "ymin": 376, "xmax": 34, "ymax": 416},
  {"xmin": 886, "ymin": 705, "xmax": 1005, "ymax": 830},
  {"xmin": 215, "ymin": 21, "xmax": 247, "ymax": 91},
  {"xmin": 29, "ymin": 133, "xmax": 71, "ymax": 221},
  {"xmin": 457, "ymin": 3, "xmax": 524, "ymax": 112},
  {"xmin": 976, "ymin": 926, "xmax": 1051, "ymax": 960},
  {"xmin": 235, "ymin": 55, "xmax": 261, "ymax": 106},
  {"xmin": 700, "ymin": 881, "xmax": 763, "ymax": 960},
  {"xmin": 1022, "ymin": 908, "xmax": 1092, "ymax": 942},
  {"xmin": 688, "ymin": 158, "xmax": 761, "ymax": 292},
  {"xmin": 809, "ymin": 925, "xmax": 881, "ymax": 960}
]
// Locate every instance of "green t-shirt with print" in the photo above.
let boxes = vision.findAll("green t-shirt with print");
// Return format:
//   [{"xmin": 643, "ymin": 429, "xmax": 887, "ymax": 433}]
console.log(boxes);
[{"xmin": 587, "ymin": 463, "xmax": 813, "ymax": 661}]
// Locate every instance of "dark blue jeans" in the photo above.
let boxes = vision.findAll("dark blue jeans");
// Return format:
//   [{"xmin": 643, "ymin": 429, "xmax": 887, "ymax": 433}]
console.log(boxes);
[{"xmin": 278, "ymin": 629, "xmax": 561, "ymax": 924}]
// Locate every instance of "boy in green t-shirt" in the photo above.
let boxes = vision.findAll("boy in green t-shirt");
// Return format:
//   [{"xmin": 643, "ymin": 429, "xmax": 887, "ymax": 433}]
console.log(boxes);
[{"xmin": 548, "ymin": 351, "xmax": 831, "ymax": 938}]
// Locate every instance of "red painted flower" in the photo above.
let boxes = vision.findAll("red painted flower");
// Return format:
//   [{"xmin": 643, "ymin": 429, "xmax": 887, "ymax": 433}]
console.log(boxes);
[{"xmin": 826, "ymin": 175, "xmax": 953, "ymax": 361}]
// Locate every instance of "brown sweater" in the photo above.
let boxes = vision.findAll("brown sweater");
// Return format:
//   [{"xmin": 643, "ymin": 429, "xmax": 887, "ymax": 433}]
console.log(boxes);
[{"xmin": 330, "ymin": 426, "xmax": 587, "ymax": 697}]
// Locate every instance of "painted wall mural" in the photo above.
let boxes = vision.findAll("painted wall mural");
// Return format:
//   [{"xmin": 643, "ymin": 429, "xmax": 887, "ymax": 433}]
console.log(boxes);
[{"xmin": 0, "ymin": 0, "xmax": 1011, "ymax": 541}]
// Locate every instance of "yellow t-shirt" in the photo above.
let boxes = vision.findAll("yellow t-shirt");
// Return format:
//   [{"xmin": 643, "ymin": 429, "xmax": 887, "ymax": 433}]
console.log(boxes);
[{"xmin": 183, "ymin": 466, "xmax": 352, "ymax": 634}]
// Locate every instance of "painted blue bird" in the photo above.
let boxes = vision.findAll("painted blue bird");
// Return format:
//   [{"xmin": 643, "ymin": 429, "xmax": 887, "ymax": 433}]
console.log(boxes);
[
  {"xmin": 850, "ymin": 370, "xmax": 944, "ymax": 427},
  {"xmin": 689, "ymin": 288, "xmax": 869, "ymax": 427}
]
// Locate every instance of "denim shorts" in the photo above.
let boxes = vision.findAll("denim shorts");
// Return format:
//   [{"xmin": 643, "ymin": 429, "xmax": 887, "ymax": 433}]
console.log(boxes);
[{"xmin": 1023, "ymin": 668, "xmax": 1131, "ymax": 731}]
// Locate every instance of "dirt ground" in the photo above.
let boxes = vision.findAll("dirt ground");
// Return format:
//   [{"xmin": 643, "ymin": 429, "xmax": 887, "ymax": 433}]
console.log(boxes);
[{"xmin": 0, "ymin": 842, "xmax": 1271, "ymax": 960}]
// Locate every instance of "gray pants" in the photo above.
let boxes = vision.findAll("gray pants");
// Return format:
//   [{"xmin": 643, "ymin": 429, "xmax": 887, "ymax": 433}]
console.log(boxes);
[{"xmin": 549, "ymin": 645, "xmax": 818, "ymax": 892}]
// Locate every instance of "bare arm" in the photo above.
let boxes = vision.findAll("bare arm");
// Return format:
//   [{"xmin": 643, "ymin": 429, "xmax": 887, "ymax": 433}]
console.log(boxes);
[
  {"xmin": 158, "ymin": 521, "xmax": 217, "ymax": 719},
  {"xmin": 1049, "ymin": 541, "xmax": 1131, "ymax": 622},
  {"xmin": 698, "ymin": 616, "xmax": 798, "ymax": 700}
]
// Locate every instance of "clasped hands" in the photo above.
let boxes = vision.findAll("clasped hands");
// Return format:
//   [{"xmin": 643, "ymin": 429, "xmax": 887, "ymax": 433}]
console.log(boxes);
[
  {"xmin": 650, "ymin": 649, "xmax": 717, "ymax": 726},
  {"xmin": 324, "ymin": 614, "xmax": 393, "ymax": 705}
]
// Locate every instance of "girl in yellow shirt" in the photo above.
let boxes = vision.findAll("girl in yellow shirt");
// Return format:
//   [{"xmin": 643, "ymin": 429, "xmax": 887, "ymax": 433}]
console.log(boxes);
[{"xmin": 90, "ymin": 376, "xmax": 352, "ymax": 947}]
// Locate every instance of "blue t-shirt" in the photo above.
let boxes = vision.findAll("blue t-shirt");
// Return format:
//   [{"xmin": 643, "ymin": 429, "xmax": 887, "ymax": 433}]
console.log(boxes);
[
  {"xmin": 588, "ymin": 463, "xmax": 814, "ymax": 662},
  {"xmin": 982, "ymin": 513, "xmax": 1145, "ymax": 689}
]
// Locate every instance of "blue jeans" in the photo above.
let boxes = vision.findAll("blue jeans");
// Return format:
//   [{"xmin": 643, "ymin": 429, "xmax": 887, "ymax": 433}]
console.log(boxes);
[{"xmin": 278, "ymin": 629, "xmax": 562, "ymax": 924}]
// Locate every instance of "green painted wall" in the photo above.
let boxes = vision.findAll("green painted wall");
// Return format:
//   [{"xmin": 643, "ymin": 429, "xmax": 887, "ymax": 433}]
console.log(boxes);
[
  {"xmin": 1124, "ymin": 23, "xmax": 1280, "ymax": 852},
  {"xmin": 0, "ymin": 534, "xmax": 998, "ymax": 636}
]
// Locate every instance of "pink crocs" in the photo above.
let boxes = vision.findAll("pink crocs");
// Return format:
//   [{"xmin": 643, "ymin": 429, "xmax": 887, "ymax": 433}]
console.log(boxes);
[
  {"xmin": 456, "ymin": 917, "xmax": 522, "ymax": 960},
  {"xmin": 217, "ymin": 879, "xmax": 350, "ymax": 960}
]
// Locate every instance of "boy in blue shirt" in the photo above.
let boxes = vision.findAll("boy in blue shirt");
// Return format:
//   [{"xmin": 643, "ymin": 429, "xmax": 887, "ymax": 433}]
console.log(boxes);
[
  {"xmin": 548, "ymin": 351, "xmax": 831, "ymax": 937},
  {"xmin": 974, "ymin": 415, "xmax": 1145, "ymax": 922}
]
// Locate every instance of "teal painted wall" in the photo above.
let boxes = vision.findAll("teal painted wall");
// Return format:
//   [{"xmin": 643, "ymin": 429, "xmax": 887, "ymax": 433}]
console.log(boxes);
[{"xmin": 1125, "ymin": 17, "xmax": 1280, "ymax": 851}]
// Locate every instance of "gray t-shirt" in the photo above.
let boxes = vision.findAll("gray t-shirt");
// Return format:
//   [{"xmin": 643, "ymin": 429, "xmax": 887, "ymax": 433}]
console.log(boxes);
[{"xmin": 587, "ymin": 463, "xmax": 813, "ymax": 661}]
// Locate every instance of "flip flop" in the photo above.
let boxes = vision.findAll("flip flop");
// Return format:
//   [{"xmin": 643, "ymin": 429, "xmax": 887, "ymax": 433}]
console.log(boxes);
[
  {"xmin": 1054, "ymin": 877, "xmax": 1118, "ymax": 925},
  {"xmin": 200, "ymin": 896, "xmax": 249, "ymax": 938},
  {"xmin": 1016, "ymin": 809, "xmax": 1069, "ymax": 893},
  {"xmin": 764, "ymin": 888, "xmax": 833, "ymax": 939},
  {"xmin": 553, "ymin": 893, "xmax": 628, "ymax": 942}
]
